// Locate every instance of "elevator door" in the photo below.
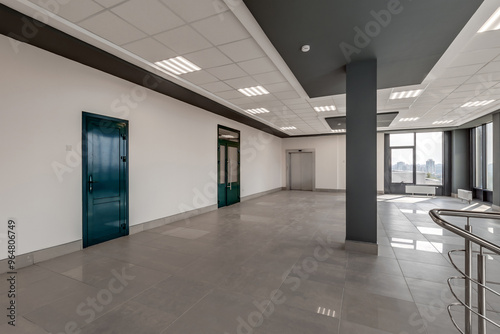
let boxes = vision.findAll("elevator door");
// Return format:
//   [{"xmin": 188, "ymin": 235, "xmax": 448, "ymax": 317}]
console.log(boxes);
[{"xmin": 290, "ymin": 152, "xmax": 313, "ymax": 191}]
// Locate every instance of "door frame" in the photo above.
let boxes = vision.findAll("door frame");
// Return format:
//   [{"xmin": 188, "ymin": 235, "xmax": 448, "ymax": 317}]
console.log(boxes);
[
  {"xmin": 286, "ymin": 149, "xmax": 316, "ymax": 191},
  {"xmin": 217, "ymin": 125, "xmax": 240, "ymax": 208},
  {"xmin": 82, "ymin": 112, "xmax": 129, "ymax": 248}
]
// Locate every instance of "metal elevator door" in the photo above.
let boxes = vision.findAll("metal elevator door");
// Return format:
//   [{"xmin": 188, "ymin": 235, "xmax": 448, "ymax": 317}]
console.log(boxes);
[{"xmin": 290, "ymin": 152, "xmax": 313, "ymax": 191}]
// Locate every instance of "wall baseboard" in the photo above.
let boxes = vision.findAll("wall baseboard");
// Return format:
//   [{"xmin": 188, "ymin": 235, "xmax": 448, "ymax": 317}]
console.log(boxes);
[
  {"xmin": 241, "ymin": 187, "xmax": 282, "ymax": 202},
  {"xmin": 0, "ymin": 188, "xmax": 281, "ymax": 274},
  {"xmin": 0, "ymin": 240, "xmax": 82, "ymax": 274},
  {"xmin": 315, "ymin": 188, "xmax": 346, "ymax": 193}
]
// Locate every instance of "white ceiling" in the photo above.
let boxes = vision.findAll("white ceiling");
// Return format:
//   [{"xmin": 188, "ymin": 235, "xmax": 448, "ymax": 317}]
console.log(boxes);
[{"xmin": 6, "ymin": 0, "xmax": 500, "ymax": 135}]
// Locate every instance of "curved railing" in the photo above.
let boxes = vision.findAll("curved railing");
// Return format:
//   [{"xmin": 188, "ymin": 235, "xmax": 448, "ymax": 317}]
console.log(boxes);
[{"xmin": 429, "ymin": 209, "xmax": 500, "ymax": 334}]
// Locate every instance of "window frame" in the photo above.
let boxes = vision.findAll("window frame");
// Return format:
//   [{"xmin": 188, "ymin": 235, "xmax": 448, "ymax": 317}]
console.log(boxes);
[{"xmin": 389, "ymin": 132, "xmax": 444, "ymax": 186}]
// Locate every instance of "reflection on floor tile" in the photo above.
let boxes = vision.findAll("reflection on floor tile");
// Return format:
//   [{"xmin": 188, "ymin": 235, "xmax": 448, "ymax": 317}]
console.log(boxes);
[{"xmin": 0, "ymin": 192, "xmax": 496, "ymax": 333}]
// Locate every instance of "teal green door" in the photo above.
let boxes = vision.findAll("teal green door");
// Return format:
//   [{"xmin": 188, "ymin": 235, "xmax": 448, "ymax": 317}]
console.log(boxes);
[
  {"xmin": 218, "ymin": 140, "xmax": 240, "ymax": 208},
  {"xmin": 83, "ymin": 113, "xmax": 128, "ymax": 248}
]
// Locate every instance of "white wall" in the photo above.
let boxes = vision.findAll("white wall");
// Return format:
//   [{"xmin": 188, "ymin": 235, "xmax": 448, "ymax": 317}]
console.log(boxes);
[
  {"xmin": 281, "ymin": 133, "xmax": 385, "ymax": 192},
  {"xmin": 0, "ymin": 35, "xmax": 282, "ymax": 259}
]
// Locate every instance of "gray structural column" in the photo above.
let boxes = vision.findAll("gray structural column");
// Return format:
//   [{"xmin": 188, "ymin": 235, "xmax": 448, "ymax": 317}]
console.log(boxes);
[
  {"xmin": 493, "ymin": 112, "xmax": 500, "ymax": 210},
  {"xmin": 345, "ymin": 59, "xmax": 378, "ymax": 254}
]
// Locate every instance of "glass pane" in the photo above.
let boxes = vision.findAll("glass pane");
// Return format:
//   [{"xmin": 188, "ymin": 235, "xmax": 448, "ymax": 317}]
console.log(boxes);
[
  {"xmin": 392, "ymin": 148, "xmax": 414, "ymax": 183},
  {"xmin": 416, "ymin": 132, "xmax": 443, "ymax": 185},
  {"xmin": 475, "ymin": 126, "xmax": 483, "ymax": 188},
  {"xmin": 219, "ymin": 146, "xmax": 225, "ymax": 184},
  {"xmin": 219, "ymin": 127, "xmax": 240, "ymax": 142},
  {"xmin": 228, "ymin": 146, "xmax": 238, "ymax": 183},
  {"xmin": 486, "ymin": 123, "xmax": 493, "ymax": 190},
  {"xmin": 390, "ymin": 133, "xmax": 414, "ymax": 147}
]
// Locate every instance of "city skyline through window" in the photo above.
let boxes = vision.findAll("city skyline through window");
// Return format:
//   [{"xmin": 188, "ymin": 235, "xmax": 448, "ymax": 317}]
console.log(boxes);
[{"xmin": 390, "ymin": 132, "xmax": 443, "ymax": 185}]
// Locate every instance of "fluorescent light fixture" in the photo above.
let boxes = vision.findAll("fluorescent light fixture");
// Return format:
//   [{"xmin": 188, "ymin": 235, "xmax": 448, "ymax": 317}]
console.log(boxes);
[
  {"xmin": 316, "ymin": 307, "xmax": 336, "ymax": 318},
  {"xmin": 238, "ymin": 86, "xmax": 270, "ymax": 97},
  {"xmin": 331, "ymin": 129, "xmax": 346, "ymax": 133},
  {"xmin": 280, "ymin": 126, "xmax": 297, "ymax": 130},
  {"xmin": 314, "ymin": 105, "xmax": 336, "ymax": 112},
  {"xmin": 246, "ymin": 108, "xmax": 270, "ymax": 115},
  {"xmin": 220, "ymin": 134, "xmax": 234, "ymax": 138},
  {"xmin": 155, "ymin": 57, "xmax": 201, "ymax": 75},
  {"xmin": 461, "ymin": 100, "xmax": 495, "ymax": 107},
  {"xmin": 390, "ymin": 89, "xmax": 424, "ymax": 100},
  {"xmin": 478, "ymin": 7, "xmax": 500, "ymax": 33},
  {"xmin": 432, "ymin": 120, "xmax": 453, "ymax": 125},
  {"xmin": 399, "ymin": 117, "xmax": 420, "ymax": 122}
]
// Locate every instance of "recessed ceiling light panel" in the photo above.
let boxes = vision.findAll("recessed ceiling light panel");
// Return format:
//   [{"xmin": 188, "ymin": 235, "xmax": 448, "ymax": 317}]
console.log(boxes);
[
  {"xmin": 478, "ymin": 7, "xmax": 500, "ymax": 33},
  {"xmin": 238, "ymin": 86, "xmax": 270, "ymax": 97},
  {"xmin": 314, "ymin": 105, "xmax": 336, "ymax": 112},
  {"xmin": 331, "ymin": 129, "xmax": 346, "ymax": 133},
  {"xmin": 399, "ymin": 117, "xmax": 420, "ymax": 122},
  {"xmin": 280, "ymin": 126, "xmax": 297, "ymax": 130},
  {"xmin": 432, "ymin": 120, "xmax": 453, "ymax": 125},
  {"xmin": 246, "ymin": 108, "xmax": 270, "ymax": 115},
  {"xmin": 155, "ymin": 56, "xmax": 201, "ymax": 75},
  {"xmin": 390, "ymin": 90, "xmax": 424, "ymax": 100},
  {"xmin": 461, "ymin": 100, "xmax": 495, "ymax": 107}
]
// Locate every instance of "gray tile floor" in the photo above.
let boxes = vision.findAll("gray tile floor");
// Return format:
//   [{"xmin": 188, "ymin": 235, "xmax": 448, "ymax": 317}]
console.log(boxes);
[{"xmin": 1, "ymin": 191, "xmax": 500, "ymax": 333}]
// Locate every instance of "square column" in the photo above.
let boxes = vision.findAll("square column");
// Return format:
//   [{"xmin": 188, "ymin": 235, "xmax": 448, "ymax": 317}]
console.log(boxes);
[{"xmin": 345, "ymin": 59, "xmax": 378, "ymax": 255}]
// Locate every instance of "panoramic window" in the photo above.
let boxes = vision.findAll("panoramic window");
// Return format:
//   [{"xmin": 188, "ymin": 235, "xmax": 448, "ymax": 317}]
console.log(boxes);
[
  {"xmin": 390, "ymin": 132, "xmax": 443, "ymax": 185},
  {"xmin": 416, "ymin": 132, "xmax": 443, "ymax": 185},
  {"xmin": 473, "ymin": 123, "xmax": 493, "ymax": 190},
  {"xmin": 486, "ymin": 123, "xmax": 493, "ymax": 190}
]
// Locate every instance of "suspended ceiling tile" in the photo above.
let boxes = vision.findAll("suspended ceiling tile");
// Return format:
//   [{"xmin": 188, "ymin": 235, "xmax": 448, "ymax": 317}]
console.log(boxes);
[
  {"xmin": 191, "ymin": 11, "xmax": 250, "ymax": 46},
  {"xmin": 30, "ymin": 0, "xmax": 104, "ymax": 23},
  {"xmin": 282, "ymin": 98, "xmax": 307, "ymax": 106},
  {"xmin": 450, "ymin": 49, "xmax": 500, "ymax": 67},
  {"xmin": 184, "ymin": 48, "xmax": 232, "ymax": 69},
  {"xmin": 265, "ymin": 82, "xmax": 294, "ymax": 93},
  {"xmin": 288, "ymin": 103, "xmax": 312, "ymax": 111},
  {"xmin": 200, "ymin": 81, "xmax": 233, "ymax": 93},
  {"xmin": 181, "ymin": 70, "xmax": 219, "ymax": 85},
  {"xmin": 227, "ymin": 96, "xmax": 256, "ymax": 105},
  {"xmin": 218, "ymin": 38, "xmax": 265, "ymax": 62},
  {"xmin": 465, "ymin": 72, "xmax": 500, "ymax": 85},
  {"xmin": 80, "ymin": 11, "xmax": 146, "ymax": 45},
  {"xmin": 429, "ymin": 76, "xmax": 470, "ymax": 87},
  {"xmin": 246, "ymin": 94, "xmax": 277, "ymax": 102},
  {"xmin": 207, "ymin": 64, "xmax": 247, "ymax": 80},
  {"xmin": 122, "ymin": 38, "xmax": 177, "ymax": 62},
  {"xmin": 216, "ymin": 90, "xmax": 247, "ymax": 100},
  {"xmin": 463, "ymin": 33, "xmax": 500, "ymax": 52},
  {"xmin": 94, "ymin": 0, "xmax": 126, "ymax": 8},
  {"xmin": 273, "ymin": 91, "xmax": 300, "ymax": 100},
  {"xmin": 154, "ymin": 25, "xmax": 211, "ymax": 55},
  {"xmin": 253, "ymin": 71, "xmax": 286, "ymax": 85},
  {"xmin": 453, "ymin": 82, "xmax": 495, "ymax": 92},
  {"xmin": 224, "ymin": 76, "xmax": 260, "ymax": 90},
  {"xmin": 161, "ymin": 0, "xmax": 228, "ymax": 23},
  {"xmin": 111, "ymin": 0, "xmax": 184, "ymax": 35},
  {"xmin": 440, "ymin": 64, "xmax": 483, "ymax": 78},
  {"xmin": 238, "ymin": 57, "xmax": 277, "ymax": 75},
  {"xmin": 478, "ymin": 61, "xmax": 500, "ymax": 74}
]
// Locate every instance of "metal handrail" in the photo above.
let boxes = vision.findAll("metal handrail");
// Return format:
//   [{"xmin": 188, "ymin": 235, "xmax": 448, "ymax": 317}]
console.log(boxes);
[
  {"xmin": 429, "ymin": 209, "xmax": 500, "ymax": 255},
  {"xmin": 429, "ymin": 208, "xmax": 500, "ymax": 334}
]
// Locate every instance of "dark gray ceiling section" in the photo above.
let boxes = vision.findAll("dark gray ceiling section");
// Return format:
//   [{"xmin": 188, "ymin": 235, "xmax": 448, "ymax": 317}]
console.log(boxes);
[
  {"xmin": 326, "ymin": 112, "xmax": 398, "ymax": 130},
  {"xmin": 243, "ymin": 0, "xmax": 483, "ymax": 97}
]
